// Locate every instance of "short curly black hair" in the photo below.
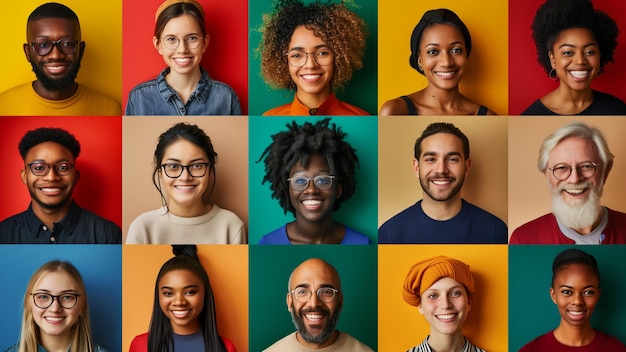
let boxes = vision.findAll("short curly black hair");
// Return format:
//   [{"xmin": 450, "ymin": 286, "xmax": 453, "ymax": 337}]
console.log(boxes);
[
  {"xmin": 258, "ymin": 0, "xmax": 368, "ymax": 91},
  {"xmin": 531, "ymin": 0, "xmax": 619, "ymax": 75},
  {"xmin": 18, "ymin": 127, "xmax": 81, "ymax": 160},
  {"xmin": 257, "ymin": 118, "xmax": 359, "ymax": 215}
]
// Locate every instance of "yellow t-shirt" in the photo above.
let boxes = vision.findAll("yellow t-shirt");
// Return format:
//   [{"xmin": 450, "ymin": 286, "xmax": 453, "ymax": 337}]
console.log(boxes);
[{"xmin": 0, "ymin": 82, "xmax": 121, "ymax": 116}]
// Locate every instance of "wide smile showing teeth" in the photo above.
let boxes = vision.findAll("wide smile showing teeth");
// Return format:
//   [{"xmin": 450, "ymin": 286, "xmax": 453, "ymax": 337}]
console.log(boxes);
[
  {"xmin": 431, "ymin": 179, "xmax": 452, "ymax": 185},
  {"xmin": 436, "ymin": 313, "xmax": 457, "ymax": 320},
  {"xmin": 564, "ymin": 188, "xmax": 586, "ymax": 195},
  {"xmin": 569, "ymin": 70, "xmax": 589, "ymax": 78},
  {"xmin": 175, "ymin": 185, "xmax": 196, "ymax": 190},
  {"xmin": 171, "ymin": 310, "xmax": 191, "ymax": 318},
  {"xmin": 302, "ymin": 200, "xmax": 322, "ymax": 205},
  {"xmin": 44, "ymin": 316, "xmax": 64, "ymax": 322},
  {"xmin": 40, "ymin": 187, "xmax": 63, "ymax": 192},
  {"xmin": 304, "ymin": 313, "xmax": 325, "ymax": 321},
  {"xmin": 301, "ymin": 74, "xmax": 322, "ymax": 81},
  {"xmin": 435, "ymin": 71, "xmax": 456, "ymax": 78},
  {"xmin": 568, "ymin": 310, "xmax": 584, "ymax": 316},
  {"xmin": 173, "ymin": 58, "xmax": 192, "ymax": 65},
  {"xmin": 46, "ymin": 65, "xmax": 67, "ymax": 74}
]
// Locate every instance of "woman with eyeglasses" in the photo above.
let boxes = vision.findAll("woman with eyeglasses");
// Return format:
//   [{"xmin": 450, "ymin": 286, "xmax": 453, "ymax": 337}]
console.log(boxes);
[
  {"xmin": 256, "ymin": 118, "xmax": 370, "ymax": 244},
  {"xmin": 402, "ymin": 256, "xmax": 485, "ymax": 352},
  {"xmin": 5, "ymin": 260, "xmax": 107, "ymax": 352},
  {"xmin": 126, "ymin": 122, "xmax": 246, "ymax": 244},
  {"xmin": 129, "ymin": 245, "xmax": 237, "ymax": 352},
  {"xmin": 258, "ymin": 0, "xmax": 369, "ymax": 116},
  {"xmin": 125, "ymin": 0, "xmax": 241, "ymax": 115}
]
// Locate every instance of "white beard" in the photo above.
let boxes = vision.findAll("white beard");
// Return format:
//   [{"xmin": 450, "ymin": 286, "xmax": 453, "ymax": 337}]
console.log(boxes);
[{"xmin": 551, "ymin": 181, "xmax": 602, "ymax": 230}]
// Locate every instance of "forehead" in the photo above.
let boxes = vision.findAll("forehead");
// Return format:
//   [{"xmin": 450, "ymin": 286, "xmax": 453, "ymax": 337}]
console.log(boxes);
[
  {"xmin": 163, "ymin": 139, "xmax": 207, "ymax": 159},
  {"xmin": 420, "ymin": 133, "xmax": 464, "ymax": 155},
  {"xmin": 159, "ymin": 269, "xmax": 203, "ymax": 287},
  {"xmin": 290, "ymin": 154, "xmax": 330, "ymax": 174},
  {"xmin": 554, "ymin": 27, "xmax": 597, "ymax": 46},
  {"xmin": 162, "ymin": 13, "xmax": 203, "ymax": 34},
  {"xmin": 34, "ymin": 271, "xmax": 76, "ymax": 290},
  {"xmin": 548, "ymin": 136, "xmax": 599, "ymax": 163},
  {"xmin": 290, "ymin": 260, "xmax": 339, "ymax": 289},
  {"xmin": 554, "ymin": 263, "xmax": 599, "ymax": 284},
  {"xmin": 289, "ymin": 25, "xmax": 327, "ymax": 49},
  {"xmin": 27, "ymin": 17, "xmax": 80, "ymax": 40},
  {"xmin": 421, "ymin": 23, "xmax": 465, "ymax": 47},
  {"xmin": 422, "ymin": 277, "xmax": 466, "ymax": 293},
  {"xmin": 25, "ymin": 141, "xmax": 75, "ymax": 162}
]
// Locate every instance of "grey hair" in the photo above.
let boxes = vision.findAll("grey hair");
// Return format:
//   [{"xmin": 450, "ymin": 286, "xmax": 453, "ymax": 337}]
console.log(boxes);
[{"xmin": 538, "ymin": 121, "xmax": 614, "ymax": 172}]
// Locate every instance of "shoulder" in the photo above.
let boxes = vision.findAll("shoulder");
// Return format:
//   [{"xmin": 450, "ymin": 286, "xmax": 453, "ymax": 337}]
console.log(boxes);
[
  {"xmin": 594, "ymin": 331, "xmax": 626, "ymax": 349},
  {"xmin": 77, "ymin": 85, "xmax": 121, "ymax": 111},
  {"xmin": 333, "ymin": 99, "xmax": 369, "ymax": 115},
  {"xmin": 263, "ymin": 333, "xmax": 295, "ymax": 351},
  {"xmin": 129, "ymin": 332, "xmax": 149, "ymax": 352},
  {"xmin": 379, "ymin": 97, "xmax": 410, "ymax": 116},
  {"xmin": 342, "ymin": 226, "xmax": 371, "ymax": 244},
  {"xmin": 0, "ymin": 82, "xmax": 31, "ymax": 96},
  {"xmin": 212, "ymin": 205, "xmax": 244, "ymax": 224},
  {"xmin": 3, "ymin": 345, "xmax": 17, "ymax": 352},
  {"xmin": 258, "ymin": 225, "xmax": 289, "ymax": 244},
  {"xmin": 220, "ymin": 336, "xmax": 238, "ymax": 352},
  {"xmin": 208, "ymin": 79, "xmax": 238, "ymax": 95},
  {"xmin": 128, "ymin": 78, "xmax": 159, "ymax": 95},
  {"xmin": 380, "ymin": 203, "xmax": 422, "ymax": 227},
  {"xmin": 462, "ymin": 201, "xmax": 505, "ymax": 223},
  {"xmin": 337, "ymin": 332, "xmax": 374, "ymax": 351},
  {"xmin": 521, "ymin": 99, "xmax": 554, "ymax": 115},
  {"xmin": 510, "ymin": 213, "xmax": 558, "ymax": 244},
  {"xmin": 263, "ymin": 103, "xmax": 292, "ymax": 116},
  {"xmin": 593, "ymin": 90, "xmax": 626, "ymax": 104}
]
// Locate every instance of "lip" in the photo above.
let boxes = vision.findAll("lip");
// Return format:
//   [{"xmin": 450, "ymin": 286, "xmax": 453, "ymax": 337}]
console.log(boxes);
[
  {"xmin": 299, "ymin": 73, "xmax": 323, "ymax": 83},
  {"xmin": 568, "ymin": 69, "xmax": 591, "ymax": 82},
  {"xmin": 566, "ymin": 309, "xmax": 587, "ymax": 321},
  {"xmin": 44, "ymin": 316, "xmax": 65, "ymax": 324},
  {"xmin": 174, "ymin": 184, "xmax": 197, "ymax": 192},
  {"xmin": 429, "ymin": 178, "xmax": 454, "ymax": 188},
  {"xmin": 301, "ymin": 198, "xmax": 323, "ymax": 211},
  {"xmin": 42, "ymin": 62, "xmax": 70, "ymax": 76},
  {"xmin": 172, "ymin": 57, "xmax": 193, "ymax": 67},
  {"xmin": 170, "ymin": 309, "xmax": 192, "ymax": 319},
  {"xmin": 37, "ymin": 185, "xmax": 65, "ymax": 196},
  {"xmin": 433, "ymin": 70, "xmax": 458, "ymax": 80},
  {"xmin": 435, "ymin": 313, "xmax": 458, "ymax": 322},
  {"xmin": 562, "ymin": 187, "xmax": 588, "ymax": 197}
]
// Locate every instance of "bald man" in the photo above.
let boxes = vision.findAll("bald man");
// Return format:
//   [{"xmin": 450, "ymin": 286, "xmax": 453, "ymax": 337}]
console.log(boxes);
[{"xmin": 264, "ymin": 258, "xmax": 373, "ymax": 351}]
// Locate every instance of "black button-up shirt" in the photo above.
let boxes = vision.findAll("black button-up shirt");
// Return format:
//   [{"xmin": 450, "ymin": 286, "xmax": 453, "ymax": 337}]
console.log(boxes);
[{"xmin": 0, "ymin": 201, "xmax": 121, "ymax": 244}]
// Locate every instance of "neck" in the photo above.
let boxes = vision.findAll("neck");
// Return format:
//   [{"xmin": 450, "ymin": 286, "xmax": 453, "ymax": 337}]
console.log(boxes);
[
  {"xmin": 419, "ymin": 85, "xmax": 465, "ymax": 112},
  {"xmin": 287, "ymin": 217, "xmax": 343, "ymax": 244},
  {"xmin": 40, "ymin": 332, "xmax": 71, "ymax": 352},
  {"xmin": 295, "ymin": 89, "xmax": 331, "ymax": 111},
  {"xmin": 296, "ymin": 330, "xmax": 338, "ymax": 349},
  {"xmin": 165, "ymin": 67, "xmax": 202, "ymax": 104},
  {"xmin": 553, "ymin": 322, "xmax": 596, "ymax": 347},
  {"xmin": 420, "ymin": 196, "xmax": 463, "ymax": 221},
  {"xmin": 168, "ymin": 201, "xmax": 213, "ymax": 218},
  {"xmin": 426, "ymin": 331, "xmax": 466, "ymax": 352},
  {"xmin": 31, "ymin": 200, "xmax": 73, "ymax": 230},
  {"xmin": 32, "ymin": 81, "xmax": 78, "ymax": 100}
]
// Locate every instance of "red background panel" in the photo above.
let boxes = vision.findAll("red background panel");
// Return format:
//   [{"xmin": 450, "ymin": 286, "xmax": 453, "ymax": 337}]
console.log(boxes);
[
  {"xmin": 509, "ymin": 0, "xmax": 626, "ymax": 114},
  {"xmin": 122, "ymin": 0, "xmax": 248, "ymax": 114},
  {"xmin": 0, "ymin": 116, "xmax": 122, "ymax": 228}
]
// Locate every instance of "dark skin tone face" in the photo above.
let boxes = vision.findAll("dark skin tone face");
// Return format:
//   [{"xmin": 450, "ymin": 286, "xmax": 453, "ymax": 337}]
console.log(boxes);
[{"xmin": 23, "ymin": 17, "xmax": 85, "ymax": 100}]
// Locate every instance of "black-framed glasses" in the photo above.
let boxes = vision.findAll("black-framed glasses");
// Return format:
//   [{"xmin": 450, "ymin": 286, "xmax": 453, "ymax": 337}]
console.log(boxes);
[
  {"xmin": 31, "ymin": 292, "xmax": 80, "ymax": 309},
  {"xmin": 289, "ymin": 287, "xmax": 340, "ymax": 303},
  {"xmin": 285, "ymin": 48, "xmax": 334, "ymax": 67},
  {"xmin": 548, "ymin": 162, "xmax": 597, "ymax": 181},
  {"xmin": 161, "ymin": 162, "xmax": 210, "ymax": 178},
  {"xmin": 30, "ymin": 39, "xmax": 80, "ymax": 56},
  {"xmin": 287, "ymin": 175, "xmax": 335, "ymax": 191},
  {"xmin": 160, "ymin": 35, "xmax": 202, "ymax": 50},
  {"xmin": 27, "ymin": 162, "xmax": 74, "ymax": 176}
]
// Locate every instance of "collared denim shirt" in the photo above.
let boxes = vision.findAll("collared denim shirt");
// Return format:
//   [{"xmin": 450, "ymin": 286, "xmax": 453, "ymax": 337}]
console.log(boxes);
[{"xmin": 125, "ymin": 68, "xmax": 242, "ymax": 115}]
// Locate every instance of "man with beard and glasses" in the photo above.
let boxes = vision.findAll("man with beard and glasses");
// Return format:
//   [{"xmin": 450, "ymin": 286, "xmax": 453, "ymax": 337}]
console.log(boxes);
[
  {"xmin": 378, "ymin": 122, "xmax": 507, "ymax": 244},
  {"xmin": 510, "ymin": 121, "xmax": 626, "ymax": 244},
  {"xmin": 0, "ymin": 2, "xmax": 120, "ymax": 116},
  {"xmin": 0, "ymin": 127, "xmax": 121, "ymax": 243},
  {"xmin": 264, "ymin": 258, "xmax": 373, "ymax": 351}
]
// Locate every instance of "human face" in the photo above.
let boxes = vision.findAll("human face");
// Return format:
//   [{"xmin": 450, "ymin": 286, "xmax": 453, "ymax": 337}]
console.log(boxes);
[
  {"xmin": 21, "ymin": 142, "xmax": 78, "ymax": 212},
  {"xmin": 549, "ymin": 28, "xmax": 600, "ymax": 92},
  {"xmin": 288, "ymin": 154, "xmax": 342, "ymax": 222},
  {"xmin": 159, "ymin": 139, "xmax": 212, "ymax": 214},
  {"xmin": 417, "ymin": 24, "xmax": 468, "ymax": 91},
  {"xmin": 419, "ymin": 277, "xmax": 471, "ymax": 336},
  {"xmin": 550, "ymin": 264, "xmax": 600, "ymax": 329},
  {"xmin": 415, "ymin": 133, "xmax": 469, "ymax": 202},
  {"xmin": 24, "ymin": 18, "xmax": 84, "ymax": 91},
  {"xmin": 287, "ymin": 259, "xmax": 342, "ymax": 348},
  {"xmin": 287, "ymin": 25, "xmax": 334, "ymax": 100},
  {"xmin": 154, "ymin": 14, "xmax": 208, "ymax": 76},
  {"xmin": 158, "ymin": 269, "xmax": 205, "ymax": 335},
  {"xmin": 31, "ymin": 271, "xmax": 83, "ymax": 346}
]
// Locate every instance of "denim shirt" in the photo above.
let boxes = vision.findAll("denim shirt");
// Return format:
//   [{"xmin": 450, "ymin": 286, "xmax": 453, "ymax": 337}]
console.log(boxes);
[
  {"xmin": 4, "ymin": 344, "xmax": 108, "ymax": 352},
  {"xmin": 125, "ymin": 67, "xmax": 242, "ymax": 115}
]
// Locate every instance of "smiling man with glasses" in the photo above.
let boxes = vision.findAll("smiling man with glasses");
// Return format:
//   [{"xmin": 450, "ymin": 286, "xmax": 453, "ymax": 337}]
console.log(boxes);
[
  {"xmin": 264, "ymin": 258, "xmax": 373, "ymax": 351},
  {"xmin": 511, "ymin": 121, "xmax": 626, "ymax": 244},
  {"xmin": 0, "ymin": 2, "xmax": 120, "ymax": 116},
  {"xmin": 0, "ymin": 127, "xmax": 121, "ymax": 244}
]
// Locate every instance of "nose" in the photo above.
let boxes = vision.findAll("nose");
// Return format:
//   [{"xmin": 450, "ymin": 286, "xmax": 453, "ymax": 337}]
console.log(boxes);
[
  {"xmin": 48, "ymin": 297, "xmax": 63, "ymax": 312},
  {"xmin": 178, "ymin": 166, "xmax": 193, "ymax": 180},
  {"xmin": 303, "ymin": 178, "xmax": 319, "ymax": 194},
  {"xmin": 439, "ymin": 295, "xmax": 453, "ymax": 309},
  {"xmin": 566, "ymin": 166, "xmax": 583, "ymax": 183},
  {"xmin": 43, "ymin": 167, "xmax": 62, "ymax": 181},
  {"xmin": 434, "ymin": 159, "xmax": 449, "ymax": 174},
  {"xmin": 302, "ymin": 52, "xmax": 319, "ymax": 68},
  {"xmin": 439, "ymin": 51, "xmax": 453, "ymax": 67},
  {"xmin": 574, "ymin": 51, "xmax": 588, "ymax": 65},
  {"xmin": 306, "ymin": 290, "xmax": 322, "ymax": 308},
  {"xmin": 173, "ymin": 292, "xmax": 187, "ymax": 305}
]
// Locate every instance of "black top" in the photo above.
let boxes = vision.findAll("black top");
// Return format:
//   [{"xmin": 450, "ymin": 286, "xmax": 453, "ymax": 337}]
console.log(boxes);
[
  {"xmin": 0, "ymin": 201, "xmax": 122, "ymax": 244},
  {"xmin": 521, "ymin": 90, "xmax": 626, "ymax": 115},
  {"xmin": 400, "ymin": 95, "xmax": 488, "ymax": 115}
]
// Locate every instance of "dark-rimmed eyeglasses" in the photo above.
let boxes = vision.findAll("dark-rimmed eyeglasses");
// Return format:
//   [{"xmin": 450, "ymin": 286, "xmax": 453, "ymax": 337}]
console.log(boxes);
[
  {"xmin": 289, "ymin": 287, "xmax": 340, "ymax": 303},
  {"xmin": 161, "ymin": 162, "xmax": 210, "ymax": 178},
  {"xmin": 31, "ymin": 292, "xmax": 80, "ymax": 309},
  {"xmin": 30, "ymin": 39, "xmax": 80, "ymax": 56},
  {"xmin": 27, "ymin": 162, "xmax": 74, "ymax": 176},
  {"xmin": 548, "ymin": 162, "xmax": 597, "ymax": 181},
  {"xmin": 160, "ymin": 35, "xmax": 202, "ymax": 50},
  {"xmin": 285, "ymin": 48, "xmax": 334, "ymax": 67},
  {"xmin": 287, "ymin": 175, "xmax": 335, "ymax": 191}
]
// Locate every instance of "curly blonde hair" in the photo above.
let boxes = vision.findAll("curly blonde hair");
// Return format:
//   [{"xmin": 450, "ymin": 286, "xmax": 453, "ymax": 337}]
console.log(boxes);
[{"xmin": 258, "ymin": 0, "xmax": 368, "ymax": 91}]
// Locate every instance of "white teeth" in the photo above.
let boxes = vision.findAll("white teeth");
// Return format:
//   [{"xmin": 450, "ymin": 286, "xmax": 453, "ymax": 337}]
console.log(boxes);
[
  {"xmin": 301, "ymin": 74, "xmax": 321, "ymax": 80},
  {"xmin": 171, "ymin": 310, "xmax": 189, "ymax": 318},
  {"xmin": 302, "ymin": 200, "xmax": 322, "ymax": 205},
  {"xmin": 41, "ymin": 188, "xmax": 61, "ymax": 192},
  {"xmin": 431, "ymin": 180, "xmax": 451, "ymax": 185},
  {"xmin": 175, "ymin": 185, "xmax": 195, "ymax": 190},
  {"xmin": 45, "ymin": 317, "xmax": 63, "ymax": 322},
  {"xmin": 569, "ymin": 310, "xmax": 584, "ymax": 316},
  {"xmin": 565, "ymin": 189, "xmax": 584, "ymax": 195},
  {"xmin": 435, "ymin": 71, "xmax": 454, "ymax": 77},
  {"xmin": 174, "ymin": 58, "xmax": 191, "ymax": 64},
  {"xmin": 570, "ymin": 70, "xmax": 589, "ymax": 78},
  {"xmin": 436, "ymin": 314, "xmax": 456, "ymax": 319},
  {"xmin": 304, "ymin": 313, "xmax": 324, "ymax": 321}
]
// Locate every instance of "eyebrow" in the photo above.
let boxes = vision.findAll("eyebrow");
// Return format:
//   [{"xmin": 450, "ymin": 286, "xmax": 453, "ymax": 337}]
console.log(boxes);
[
  {"xmin": 422, "ymin": 151, "xmax": 462, "ymax": 157},
  {"xmin": 558, "ymin": 43, "xmax": 598, "ymax": 49},
  {"xmin": 424, "ymin": 41, "xmax": 463, "ymax": 47},
  {"xmin": 288, "ymin": 44, "xmax": 330, "ymax": 52},
  {"xmin": 164, "ymin": 158, "xmax": 207, "ymax": 163},
  {"xmin": 33, "ymin": 289, "xmax": 79, "ymax": 294},
  {"xmin": 160, "ymin": 284, "xmax": 200, "ymax": 290}
]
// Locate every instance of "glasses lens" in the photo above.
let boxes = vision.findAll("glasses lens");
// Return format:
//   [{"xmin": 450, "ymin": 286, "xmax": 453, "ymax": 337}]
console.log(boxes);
[
  {"xmin": 58, "ymin": 39, "xmax": 77, "ymax": 54},
  {"xmin": 313, "ymin": 176, "xmax": 333, "ymax": 190},
  {"xmin": 578, "ymin": 163, "xmax": 596, "ymax": 178},
  {"xmin": 187, "ymin": 163, "xmax": 208, "ymax": 177},
  {"xmin": 289, "ymin": 176, "xmax": 310, "ymax": 191},
  {"xmin": 32, "ymin": 40, "xmax": 77, "ymax": 56},
  {"xmin": 29, "ymin": 163, "xmax": 50, "ymax": 176},
  {"xmin": 53, "ymin": 162, "xmax": 74, "ymax": 175},
  {"xmin": 58, "ymin": 294, "xmax": 78, "ymax": 308},
  {"xmin": 162, "ymin": 164, "xmax": 183, "ymax": 178},
  {"xmin": 33, "ymin": 293, "xmax": 52, "ymax": 308},
  {"xmin": 292, "ymin": 287, "xmax": 311, "ymax": 302},
  {"xmin": 318, "ymin": 288, "xmax": 336, "ymax": 302},
  {"xmin": 313, "ymin": 49, "xmax": 334, "ymax": 66},
  {"xmin": 32, "ymin": 293, "xmax": 78, "ymax": 309},
  {"xmin": 162, "ymin": 36, "xmax": 179, "ymax": 50},
  {"xmin": 552, "ymin": 165, "xmax": 571, "ymax": 180},
  {"xmin": 185, "ymin": 35, "xmax": 201, "ymax": 49}
]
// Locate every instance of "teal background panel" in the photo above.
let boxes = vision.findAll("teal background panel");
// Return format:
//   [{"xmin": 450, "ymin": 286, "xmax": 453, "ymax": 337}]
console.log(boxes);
[
  {"xmin": 248, "ymin": 115, "xmax": 378, "ymax": 244},
  {"xmin": 248, "ymin": 245, "xmax": 378, "ymax": 351},
  {"xmin": 509, "ymin": 245, "xmax": 626, "ymax": 351},
  {"xmin": 247, "ymin": 0, "xmax": 379, "ymax": 115},
  {"xmin": 0, "ymin": 245, "xmax": 122, "ymax": 352}
]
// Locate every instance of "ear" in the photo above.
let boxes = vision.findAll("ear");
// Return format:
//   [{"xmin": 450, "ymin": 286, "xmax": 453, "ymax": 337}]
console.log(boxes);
[
  {"xmin": 603, "ymin": 161, "xmax": 613, "ymax": 184},
  {"xmin": 286, "ymin": 292, "xmax": 292, "ymax": 312},
  {"xmin": 464, "ymin": 157, "xmax": 471, "ymax": 175},
  {"xmin": 412, "ymin": 158, "xmax": 420, "ymax": 178},
  {"xmin": 20, "ymin": 168, "xmax": 27, "ymax": 184},
  {"xmin": 549, "ymin": 287, "xmax": 557, "ymax": 304},
  {"xmin": 418, "ymin": 304, "xmax": 424, "ymax": 314},
  {"xmin": 201, "ymin": 34, "xmax": 210, "ymax": 54},
  {"xmin": 78, "ymin": 41, "xmax": 86, "ymax": 61},
  {"xmin": 23, "ymin": 43, "xmax": 32, "ymax": 62},
  {"xmin": 335, "ymin": 182, "xmax": 343, "ymax": 199},
  {"xmin": 153, "ymin": 36, "xmax": 163, "ymax": 55},
  {"xmin": 548, "ymin": 51, "xmax": 556, "ymax": 69}
]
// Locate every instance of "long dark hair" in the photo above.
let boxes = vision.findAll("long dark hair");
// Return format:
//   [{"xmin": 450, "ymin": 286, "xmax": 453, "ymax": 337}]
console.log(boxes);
[{"xmin": 147, "ymin": 245, "xmax": 227, "ymax": 352}]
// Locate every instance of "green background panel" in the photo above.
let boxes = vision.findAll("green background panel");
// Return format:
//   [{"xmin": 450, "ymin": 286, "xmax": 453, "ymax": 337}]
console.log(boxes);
[
  {"xmin": 248, "ymin": 245, "xmax": 378, "ymax": 351},
  {"xmin": 248, "ymin": 115, "xmax": 378, "ymax": 243},
  {"xmin": 248, "ymin": 0, "xmax": 378, "ymax": 115},
  {"xmin": 509, "ymin": 245, "xmax": 626, "ymax": 351}
]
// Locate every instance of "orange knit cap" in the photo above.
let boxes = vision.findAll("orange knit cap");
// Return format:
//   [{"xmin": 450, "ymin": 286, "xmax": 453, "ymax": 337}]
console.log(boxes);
[
  {"xmin": 155, "ymin": 0, "xmax": 205, "ymax": 22},
  {"xmin": 402, "ymin": 256, "xmax": 475, "ymax": 307}
]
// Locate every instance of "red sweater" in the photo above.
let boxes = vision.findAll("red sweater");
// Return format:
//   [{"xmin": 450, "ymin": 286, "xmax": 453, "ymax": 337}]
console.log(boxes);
[
  {"xmin": 129, "ymin": 332, "xmax": 237, "ymax": 352},
  {"xmin": 510, "ymin": 208, "xmax": 626, "ymax": 244}
]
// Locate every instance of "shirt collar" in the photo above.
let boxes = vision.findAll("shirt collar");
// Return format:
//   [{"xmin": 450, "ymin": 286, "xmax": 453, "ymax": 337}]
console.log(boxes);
[
  {"xmin": 156, "ymin": 67, "xmax": 211, "ymax": 103},
  {"xmin": 26, "ymin": 201, "xmax": 80, "ymax": 241}
]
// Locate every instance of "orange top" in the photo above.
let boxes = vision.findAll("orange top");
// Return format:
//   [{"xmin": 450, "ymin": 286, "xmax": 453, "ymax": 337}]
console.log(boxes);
[{"xmin": 263, "ymin": 93, "xmax": 369, "ymax": 116}]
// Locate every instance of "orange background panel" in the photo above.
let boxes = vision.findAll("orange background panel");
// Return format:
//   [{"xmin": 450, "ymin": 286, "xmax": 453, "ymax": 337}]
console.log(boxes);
[
  {"xmin": 122, "ymin": 244, "xmax": 248, "ymax": 352},
  {"xmin": 378, "ymin": 244, "xmax": 508, "ymax": 352}
]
